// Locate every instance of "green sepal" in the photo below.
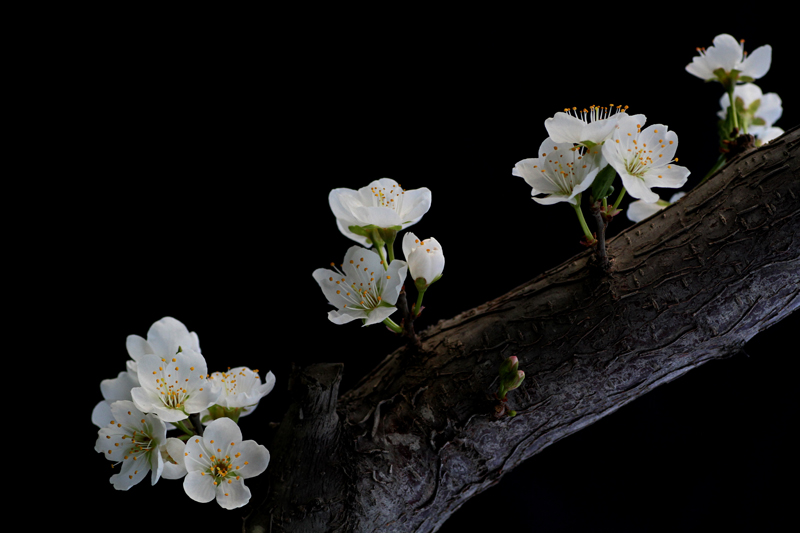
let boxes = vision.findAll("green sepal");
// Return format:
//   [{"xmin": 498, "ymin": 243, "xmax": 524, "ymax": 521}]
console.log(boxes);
[
  {"xmin": 591, "ymin": 164, "xmax": 617, "ymax": 202},
  {"xmin": 348, "ymin": 225, "xmax": 375, "ymax": 238},
  {"xmin": 202, "ymin": 404, "xmax": 244, "ymax": 424},
  {"xmin": 752, "ymin": 117, "xmax": 766, "ymax": 126},
  {"xmin": 580, "ymin": 140, "xmax": 598, "ymax": 148},
  {"xmin": 739, "ymin": 75, "xmax": 754, "ymax": 83}
]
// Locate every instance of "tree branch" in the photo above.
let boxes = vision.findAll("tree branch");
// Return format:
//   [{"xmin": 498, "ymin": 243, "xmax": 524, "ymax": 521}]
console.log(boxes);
[{"xmin": 246, "ymin": 125, "xmax": 799, "ymax": 532}]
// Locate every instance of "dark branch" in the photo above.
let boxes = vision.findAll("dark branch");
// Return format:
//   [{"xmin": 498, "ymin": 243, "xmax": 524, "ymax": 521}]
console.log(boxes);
[{"xmin": 246, "ymin": 125, "xmax": 800, "ymax": 533}]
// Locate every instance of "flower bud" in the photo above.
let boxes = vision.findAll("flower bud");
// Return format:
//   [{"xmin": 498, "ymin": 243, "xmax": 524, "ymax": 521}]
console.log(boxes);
[
  {"xmin": 402, "ymin": 232, "xmax": 444, "ymax": 288},
  {"xmin": 499, "ymin": 356, "xmax": 519, "ymax": 380},
  {"xmin": 505, "ymin": 370, "xmax": 525, "ymax": 391}
]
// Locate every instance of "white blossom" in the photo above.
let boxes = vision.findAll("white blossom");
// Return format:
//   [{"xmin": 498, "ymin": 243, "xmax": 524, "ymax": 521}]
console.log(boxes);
[
  {"xmin": 686, "ymin": 34, "xmax": 771, "ymax": 83},
  {"xmin": 130, "ymin": 348, "xmax": 219, "ymax": 422},
  {"xmin": 627, "ymin": 192, "xmax": 686, "ymax": 223},
  {"xmin": 402, "ymin": 233, "xmax": 444, "ymax": 287},
  {"xmin": 545, "ymin": 105, "xmax": 646, "ymax": 148},
  {"xmin": 182, "ymin": 417, "xmax": 270, "ymax": 509},
  {"xmin": 328, "ymin": 178, "xmax": 431, "ymax": 245},
  {"xmin": 95, "ymin": 400, "xmax": 168, "ymax": 490},
  {"xmin": 201, "ymin": 367, "xmax": 276, "ymax": 423},
  {"xmin": 313, "ymin": 246, "xmax": 407, "ymax": 326},
  {"xmin": 717, "ymin": 83, "xmax": 782, "ymax": 137},
  {"xmin": 602, "ymin": 115, "xmax": 690, "ymax": 204},
  {"xmin": 513, "ymin": 137, "xmax": 603, "ymax": 205}
]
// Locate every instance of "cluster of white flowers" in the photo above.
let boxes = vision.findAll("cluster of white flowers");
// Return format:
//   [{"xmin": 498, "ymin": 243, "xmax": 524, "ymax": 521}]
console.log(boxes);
[
  {"xmin": 94, "ymin": 317, "xmax": 274, "ymax": 510},
  {"xmin": 315, "ymin": 178, "xmax": 444, "ymax": 330},
  {"xmin": 687, "ymin": 33, "xmax": 783, "ymax": 146},
  {"xmin": 513, "ymin": 104, "xmax": 689, "ymax": 239}
]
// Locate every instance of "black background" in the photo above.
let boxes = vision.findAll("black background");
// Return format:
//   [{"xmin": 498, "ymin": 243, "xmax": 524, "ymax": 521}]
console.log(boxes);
[{"xmin": 61, "ymin": 13, "xmax": 798, "ymax": 533}]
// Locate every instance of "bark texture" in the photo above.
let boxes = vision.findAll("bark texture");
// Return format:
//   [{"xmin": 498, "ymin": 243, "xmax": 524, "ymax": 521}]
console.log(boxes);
[{"xmin": 245, "ymin": 126, "xmax": 799, "ymax": 533}]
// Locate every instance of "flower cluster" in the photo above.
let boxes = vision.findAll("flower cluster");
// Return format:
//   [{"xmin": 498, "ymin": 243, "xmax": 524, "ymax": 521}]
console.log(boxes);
[
  {"xmin": 687, "ymin": 33, "xmax": 783, "ymax": 167},
  {"xmin": 316, "ymin": 178, "xmax": 444, "ymax": 333},
  {"xmin": 513, "ymin": 104, "xmax": 689, "ymax": 248},
  {"xmin": 94, "ymin": 317, "xmax": 275, "ymax": 510}
]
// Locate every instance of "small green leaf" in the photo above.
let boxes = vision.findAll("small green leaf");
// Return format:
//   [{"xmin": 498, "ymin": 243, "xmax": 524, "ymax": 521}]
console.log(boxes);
[
  {"xmin": 749, "ymin": 98, "xmax": 761, "ymax": 114},
  {"xmin": 591, "ymin": 164, "xmax": 617, "ymax": 201}
]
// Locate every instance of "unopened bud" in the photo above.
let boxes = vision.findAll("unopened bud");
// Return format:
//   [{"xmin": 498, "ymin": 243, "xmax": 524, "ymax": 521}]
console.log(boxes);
[
  {"xmin": 505, "ymin": 370, "xmax": 525, "ymax": 391},
  {"xmin": 499, "ymin": 356, "xmax": 519, "ymax": 380}
]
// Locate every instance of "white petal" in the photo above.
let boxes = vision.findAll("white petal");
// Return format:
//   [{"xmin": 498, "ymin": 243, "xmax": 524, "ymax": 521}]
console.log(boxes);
[
  {"xmin": 706, "ymin": 34, "xmax": 742, "ymax": 71},
  {"xmin": 216, "ymin": 478, "xmax": 251, "ymax": 509},
  {"xmin": 126, "ymin": 335, "xmax": 152, "ymax": 361},
  {"xmin": 544, "ymin": 113, "xmax": 585, "ymax": 144},
  {"xmin": 686, "ymin": 58, "xmax": 715, "ymax": 80},
  {"xmin": 147, "ymin": 317, "xmax": 195, "ymax": 357},
  {"xmin": 100, "ymin": 370, "xmax": 138, "ymax": 402},
  {"xmin": 644, "ymin": 164, "xmax": 690, "ymax": 190},
  {"xmin": 204, "ymin": 417, "xmax": 243, "ymax": 448},
  {"xmin": 92, "ymin": 401, "xmax": 113, "ymax": 428},
  {"xmin": 363, "ymin": 305, "xmax": 397, "ymax": 326},
  {"xmin": 627, "ymin": 200, "xmax": 665, "ymax": 222},
  {"xmin": 533, "ymin": 193, "xmax": 575, "ymax": 205},
  {"xmin": 233, "ymin": 441, "xmax": 271, "ymax": 479},
  {"xmin": 740, "ymin": 45, "xmax": 771, "ymax": 79},
  {"xmin": 621, "ymin": 174, "xmax": 659, "ymax": 204},
  {"xmin": 184, "ymin": 471, "xmax": 216, "ymax": 503}
]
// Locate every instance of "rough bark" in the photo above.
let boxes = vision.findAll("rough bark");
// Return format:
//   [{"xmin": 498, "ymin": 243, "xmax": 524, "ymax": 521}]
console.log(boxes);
[{"xmin": 245, "ymin": 126, "xmax": 799, "ymax": 533}]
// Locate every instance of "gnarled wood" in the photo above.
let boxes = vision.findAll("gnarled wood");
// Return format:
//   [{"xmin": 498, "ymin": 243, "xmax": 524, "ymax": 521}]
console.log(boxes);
[{"xmin": 246, "ymin": 126, "xmax": 799, "ymax": 533}]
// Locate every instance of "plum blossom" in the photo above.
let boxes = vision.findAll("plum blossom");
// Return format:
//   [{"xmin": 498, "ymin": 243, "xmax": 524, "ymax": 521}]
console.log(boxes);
[
  {"xmin": 602, "ymin": 116, "xmax": 690, "ymax": 204},
  {"xmin": 627, "ymin": 192, "xmax": 686, "ymax": 223},
  {"xmin": 131, "ymin": 348, "xmax": 220, "ymax": 422},
  {"xmin": 402, "ymin": 232, "xmax": 444, "ymax": 288},
  {"xmin": 183, "ymin": 417, "xmax": 270, "ymax": 509},
  {"xmin": 313, "ymin": 246, "xmax": 407, "ymax": 326},
  {"xmin": 513, "ymin": 138, "xmax": 603, "ymax": 205},
  {"xmin": 545, "ymin": 105, "xmax": 646, "ymax": 148},
  {"xmin": 329, "ymin": 178, "xmax": 431, "ymax": 246},
  {"xmin": 686, "ymin": 34, "xmax": 771, "ymax": 85},
  {"xmin": 717, "ymin": 83, "xmax": 782, "ymax": 137},
  {"xmin": 95, "ymin": 400, "xmax": 168, "ymax": 490},
  {"xmin": 201, "ymin": 367, "xmax": 276, "ymax": 423}
]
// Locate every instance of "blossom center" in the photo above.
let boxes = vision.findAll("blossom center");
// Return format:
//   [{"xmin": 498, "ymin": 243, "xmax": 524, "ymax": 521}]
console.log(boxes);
[
  {"xmin": 328, "ymin": 261, "xmax": 387, "ymax": 312},
  {"xmin": 153, "ymin": 358, "xmax": 190, "ymax": 410},
  {"xmin": 369, "ymin": 183, "xmax": 406, "ymax": 212}
]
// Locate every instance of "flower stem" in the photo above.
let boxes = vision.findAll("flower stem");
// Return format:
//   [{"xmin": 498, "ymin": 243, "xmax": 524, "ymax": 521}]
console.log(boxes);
[
  {"xmin": 414, "ymin": 289, "xmax": 425, "ymax": 318},
  {"xmin": 172, "ymin": 419, "xmax": 195, "ymax": 437},
  {"xmin": 383, "ymin": 317, "xmax": 403, "ymax": 334},
  {"xmin": 728, "ymin": 88, "xmax": 740, "ymax": 132},
  {"xmin": 572, "ymin": 201, "xmax": 594, "ymax": 243},
  {"xmin": 612, "ymin": 187, "xmax": 627, "ymax": 211}
]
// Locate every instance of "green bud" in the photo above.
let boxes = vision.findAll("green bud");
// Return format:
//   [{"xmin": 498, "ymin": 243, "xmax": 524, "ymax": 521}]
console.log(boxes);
[
  {"xmin": 499, "ymin": 356, "xmax": 519, "ymax": 380},
  {"xmin": 505, "ymin": 370, "xmax": 525, "ymax": 391}
]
